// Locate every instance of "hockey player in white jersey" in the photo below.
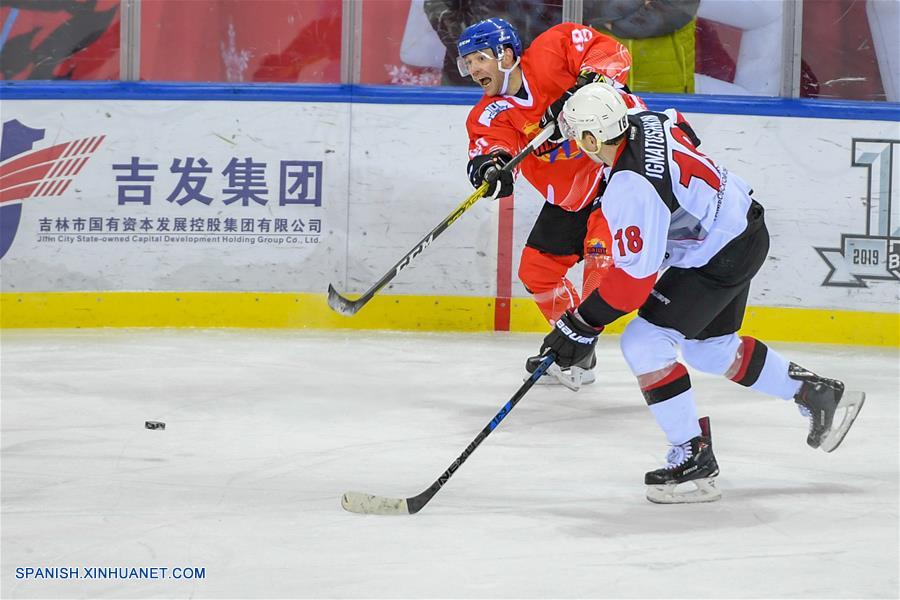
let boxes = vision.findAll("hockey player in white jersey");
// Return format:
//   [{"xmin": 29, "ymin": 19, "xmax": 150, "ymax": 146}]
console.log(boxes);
[{"xmin": 535, "ymin": 82, "xmax": 866, "ymax": 504}]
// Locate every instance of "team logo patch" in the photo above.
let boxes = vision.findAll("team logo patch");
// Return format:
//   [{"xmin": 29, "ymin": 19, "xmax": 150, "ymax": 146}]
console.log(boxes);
[
  {"xmin": 816, "ymin": 138, "xmax": 900, "ymax": 287},
  {"xmin": 585, "ymin": 237, "xmax": 608, "ymax": 256},
  {"xmin": 477, "ymin": 100, "xmax": 514, "ymax": 127},
  {"xmin": 534, "ymin": 139, "xmax": 584, "ymax": 162}
]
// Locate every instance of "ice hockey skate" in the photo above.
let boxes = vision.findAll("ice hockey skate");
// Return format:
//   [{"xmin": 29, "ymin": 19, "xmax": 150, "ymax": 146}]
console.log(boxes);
[
  {"xmin": 525, "ymin": 349, "xmax": 596, "ymax": 391},
  {"xmin": 790, "ymin": 363, "xmax": 865, "ymax": 453},
  {"xmin": 645, "ymin": 416, "xmax": 721, "ymax": 504}
]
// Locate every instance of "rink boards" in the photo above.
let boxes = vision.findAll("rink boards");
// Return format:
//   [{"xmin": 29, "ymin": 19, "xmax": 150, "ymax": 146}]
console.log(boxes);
[{"xmin": 0, "ymin": 84, "xmax": 898, "ymax": 345}]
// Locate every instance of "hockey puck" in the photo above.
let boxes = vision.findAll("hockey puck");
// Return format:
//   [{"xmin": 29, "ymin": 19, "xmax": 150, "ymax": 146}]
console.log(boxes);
[{"xmin": 145, "ymin": 421, "xmax": 166, "ymax": 430}]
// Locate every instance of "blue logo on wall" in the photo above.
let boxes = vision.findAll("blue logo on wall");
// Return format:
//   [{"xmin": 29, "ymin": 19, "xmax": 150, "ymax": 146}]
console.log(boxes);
[{"xmin": 0, "ymin": 119, "xmax": 105, "ymax": 259}]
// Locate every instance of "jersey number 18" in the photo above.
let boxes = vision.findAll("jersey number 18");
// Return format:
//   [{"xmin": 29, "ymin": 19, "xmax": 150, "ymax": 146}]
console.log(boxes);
[{"xmin": 614, "ymin": 225, "xmax": 643, "ymax": 256}]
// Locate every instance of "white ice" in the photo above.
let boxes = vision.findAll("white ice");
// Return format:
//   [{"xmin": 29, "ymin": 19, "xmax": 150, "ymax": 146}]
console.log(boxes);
[{"xmin": 2, "ymin": 329, "xmax": 898, "ymax": 598}]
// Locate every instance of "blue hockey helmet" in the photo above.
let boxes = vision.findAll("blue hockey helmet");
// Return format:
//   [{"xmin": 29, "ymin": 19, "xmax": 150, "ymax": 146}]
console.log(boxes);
[{"xmin": 456, "ymin": 18, "xmax": 523, "ymax": 77}]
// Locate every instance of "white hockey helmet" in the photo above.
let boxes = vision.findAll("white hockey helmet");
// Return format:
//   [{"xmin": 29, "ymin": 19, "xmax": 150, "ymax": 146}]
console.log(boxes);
[{"xmin": 560, "ymin": 82, "xmax": 630, "ymax": 147}]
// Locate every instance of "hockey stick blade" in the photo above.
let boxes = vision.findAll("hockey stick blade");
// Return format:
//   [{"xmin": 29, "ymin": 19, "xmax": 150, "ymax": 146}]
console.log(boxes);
[
  {"xmin": 326, "ymin": 284, "xmax": 363, "ymax": 316},
  {"xmin": 341, "ymin": 491, "xmax": 410, "ymax": 515},
  {"xmin": 340, "ymin": 354, "xmax": 556, "ymax": 516}
]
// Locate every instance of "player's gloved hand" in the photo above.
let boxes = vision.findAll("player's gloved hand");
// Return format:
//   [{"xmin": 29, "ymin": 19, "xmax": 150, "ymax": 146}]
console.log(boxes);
[
  {"xmin": 540, "ymin": 310, "xmax": 603, "ymax": 369},
  {"xmin": 539, "ymin": 70, "xmax": 606, "ymax": 143},
  {"xmin": 467, "ymin": 151, "xmax": 514, "ymax": 199}
]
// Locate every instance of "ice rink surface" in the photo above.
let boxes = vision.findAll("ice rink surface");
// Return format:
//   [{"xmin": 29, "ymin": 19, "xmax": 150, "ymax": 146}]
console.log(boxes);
[{"xmin": 2, "ymin": 329, "xmax": 898, "ymax": 599}]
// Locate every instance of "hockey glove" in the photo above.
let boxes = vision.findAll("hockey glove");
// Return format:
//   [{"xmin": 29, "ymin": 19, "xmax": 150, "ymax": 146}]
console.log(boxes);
[
  {"xmin": 540, "ymin": 310, "xmax": 602, "ymax": 369},
  {"xmin": 539, "ymin": 70, "xmax": 606, "ymax": 144},
  {"xmin": 467, "ymin": 151, "xmax": 514, "ymax": 199}
]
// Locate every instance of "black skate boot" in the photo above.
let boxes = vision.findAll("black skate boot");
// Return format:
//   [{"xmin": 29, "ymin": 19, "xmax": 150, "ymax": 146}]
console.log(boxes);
[
  {"xmin": 645, "ymin": 416, "xmax": 721, "ymax": 504},
  {"xmin": 790, "ymin": 363, "xmax": 865, "ymax": 452},
  {"xmin": 525, "ymin": 348, "xmax": 596, "ymax": 390}
]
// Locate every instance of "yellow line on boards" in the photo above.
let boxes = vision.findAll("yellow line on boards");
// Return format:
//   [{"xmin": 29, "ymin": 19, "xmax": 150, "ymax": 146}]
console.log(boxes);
[
  {"xmin": 1, "ymin": 292, "xmax": 896, "ymax": 347},
  {"xmin": 0, "ymin": 292, "xmax": 494, "ymax": 331}
]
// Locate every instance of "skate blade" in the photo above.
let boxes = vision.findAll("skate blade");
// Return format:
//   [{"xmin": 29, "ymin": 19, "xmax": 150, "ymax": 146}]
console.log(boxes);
[
  {"xmin": 527, "ymin": 365, "xmax": 595, "ymax": 391},
  {"xmin": 820, "ymin": 391, "xmax": 865, "ymax": 453},
  {"xmin": 646, "ymin": 478, "xmax": 722, "ymax": 504}
]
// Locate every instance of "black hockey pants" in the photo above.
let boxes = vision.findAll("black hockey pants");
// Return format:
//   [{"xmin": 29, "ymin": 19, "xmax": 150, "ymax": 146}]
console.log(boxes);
[{"xmin": 638, "ymin": 200, "xmax": 769, "ymax": 340}]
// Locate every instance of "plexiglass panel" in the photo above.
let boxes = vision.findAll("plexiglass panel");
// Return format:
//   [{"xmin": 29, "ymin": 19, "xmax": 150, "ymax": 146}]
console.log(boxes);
[
  {"xmin": 139, "ymin": 0, "xmax": 342, "ymax": 83},
  {"xmin": 584, "ymin": 0, "xmax": 699, "ymax": 94},
  {"xmin": 359, "ymin": 0, "xmax": 564, "ymax": 86},
  {"xmin": 801, "ymin": 0, "xmax": 895, "ymax": 101},
  {"xmin": 3, "ymin": 0, "xmax": 895, "ymax": 102},
  {"xmin": 694, "ymin": 0, "xmax": 786, "ymax": 97},
  {"xmin": 0, "ymin": 1, "xmax": 121, "ymax": 80}
]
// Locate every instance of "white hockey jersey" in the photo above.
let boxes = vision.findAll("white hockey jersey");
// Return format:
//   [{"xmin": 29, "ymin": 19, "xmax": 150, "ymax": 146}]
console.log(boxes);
[
  {"xmin": 581, "ymin": 108, "xmax": 755, "ymax": 322},
  {"xmin": 605, "ymin": 108, "xmax": 753, "ymax": 275}
]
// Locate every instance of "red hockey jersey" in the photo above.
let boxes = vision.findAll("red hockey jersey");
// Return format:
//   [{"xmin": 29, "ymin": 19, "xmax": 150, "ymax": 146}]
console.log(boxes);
[{"xmin": 465, "ymin": 23, "xmax": 633, "ymax": 211}]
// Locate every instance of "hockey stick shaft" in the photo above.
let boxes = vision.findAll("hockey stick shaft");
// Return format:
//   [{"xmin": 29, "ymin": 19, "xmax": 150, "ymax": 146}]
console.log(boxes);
[
  {"xmin": 327, "ymin": 183, "xmax": 486, "ymax": 315},
  {"xmin": 341, "ymin": 353, "xmax": 555, "ymax": 515},
  {"xmin": 327, "ymin": 125, "xmax": 555, "ymax": 316}
]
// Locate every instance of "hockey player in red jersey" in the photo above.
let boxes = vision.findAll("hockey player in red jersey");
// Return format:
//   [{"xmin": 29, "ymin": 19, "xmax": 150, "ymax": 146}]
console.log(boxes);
[
  {"xmin": 457, "ymin": 18, "xmax": 641, "ymax": 387},
  {"xmin": 535, "ymin": 82, "xmax": 866, "ymax": 503}
]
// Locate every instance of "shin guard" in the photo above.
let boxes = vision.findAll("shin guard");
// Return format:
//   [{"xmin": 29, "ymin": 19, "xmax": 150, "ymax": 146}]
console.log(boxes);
[{"xmin": 518, "ymin": 246, "xmax": 581, "ymax": 324}]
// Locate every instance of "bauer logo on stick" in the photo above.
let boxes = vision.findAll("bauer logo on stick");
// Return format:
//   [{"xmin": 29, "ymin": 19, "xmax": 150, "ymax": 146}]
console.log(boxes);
[{"xmin": 145, "ymin": 421, "xmax": 166, "ymax": 430}]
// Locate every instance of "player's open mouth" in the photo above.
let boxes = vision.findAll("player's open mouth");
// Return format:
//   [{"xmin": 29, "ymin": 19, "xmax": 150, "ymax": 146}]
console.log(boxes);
[{"xmin": 479, "ymin": 77, "xmax": 491, "ymax": 87}]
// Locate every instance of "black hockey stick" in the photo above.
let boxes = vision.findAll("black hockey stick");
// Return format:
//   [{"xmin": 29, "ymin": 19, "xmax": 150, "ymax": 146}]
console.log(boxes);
[
  {"xmin": 327, "ymin": 125, "xmax": 555, "ymax": 316},
  {"xmin": 341, "ymin": 353, "xmax": 555, "ymax": 515}
]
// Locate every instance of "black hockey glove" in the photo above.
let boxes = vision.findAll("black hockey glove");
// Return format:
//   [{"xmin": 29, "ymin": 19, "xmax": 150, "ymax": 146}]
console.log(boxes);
[
  {"xmin": 540, "ymin": 310, "xmax": 602, "ymax": 369},
  {"xmin": 539, "ymin": 70, "xmax": 606, "ymax": 144},
  {"xmin": 467, "ymin": 151, "xmax": 514, "ymax": 199}
]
